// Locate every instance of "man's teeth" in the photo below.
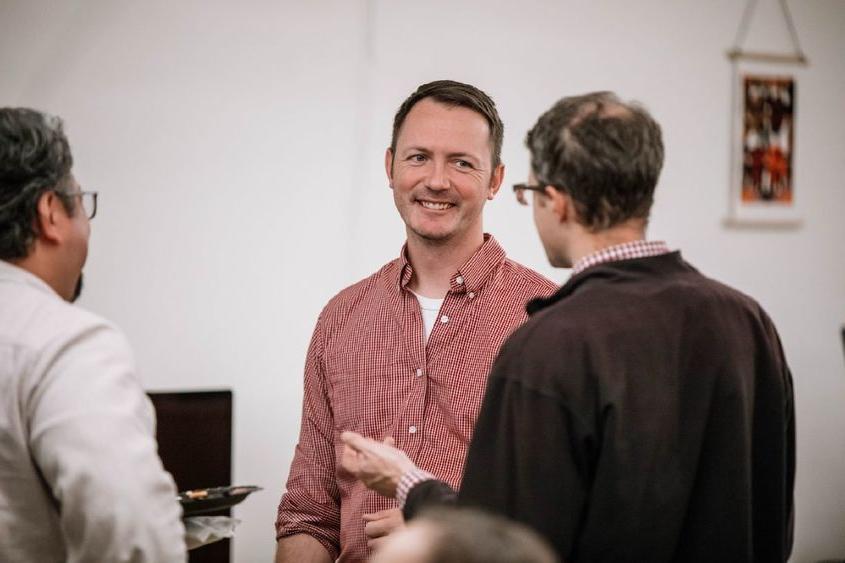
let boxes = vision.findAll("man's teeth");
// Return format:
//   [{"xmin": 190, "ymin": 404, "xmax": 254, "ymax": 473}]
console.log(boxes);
[{"xmin": 420, "ymin": 201, "xmax": 453, "ymax": 210}]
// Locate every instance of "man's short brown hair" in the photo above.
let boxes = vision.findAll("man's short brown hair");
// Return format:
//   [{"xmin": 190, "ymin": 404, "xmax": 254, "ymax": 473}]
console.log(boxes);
[{"xmin": 390, "ymin": 80, "xmax": 504, "ymax": 167}]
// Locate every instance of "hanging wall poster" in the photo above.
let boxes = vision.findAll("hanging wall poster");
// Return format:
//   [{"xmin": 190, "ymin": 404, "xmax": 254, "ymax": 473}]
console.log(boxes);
[
  {"xmin": 727, "ymin": 62, "xmax": 802, "ymax": 227},
  {"xmin": 742, "ymin": 76, "xmax": 794, "ymax": 204}
]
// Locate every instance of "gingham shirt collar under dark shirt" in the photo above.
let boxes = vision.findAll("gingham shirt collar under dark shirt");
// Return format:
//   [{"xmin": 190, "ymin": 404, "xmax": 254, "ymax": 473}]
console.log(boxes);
[{"xmin": 571, "ymin": 239, "xmax": 671, "ymax": 275}]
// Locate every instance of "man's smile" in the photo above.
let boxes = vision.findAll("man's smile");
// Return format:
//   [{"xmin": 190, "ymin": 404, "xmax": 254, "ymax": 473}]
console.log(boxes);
[{"xmin": 417, "ymin": 199, "xmax": 455, "ymax": 211}]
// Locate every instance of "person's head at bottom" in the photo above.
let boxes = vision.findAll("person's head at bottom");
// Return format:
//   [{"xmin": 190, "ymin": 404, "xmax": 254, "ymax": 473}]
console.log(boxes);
[{"xmin": 370, "ymin": 507, "xmax": 558, "ymax": 563}]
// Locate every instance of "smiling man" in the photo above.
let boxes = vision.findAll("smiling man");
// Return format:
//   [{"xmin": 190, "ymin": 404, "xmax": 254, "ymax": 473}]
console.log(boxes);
[{"xmin": 274, "ymin": 80, "xmax": 556, "ymax": 563}]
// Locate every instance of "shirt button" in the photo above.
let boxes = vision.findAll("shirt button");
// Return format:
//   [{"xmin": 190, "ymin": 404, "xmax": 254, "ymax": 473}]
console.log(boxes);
[
  {"xmin": 440, "ymin": 315, "xmax": 449, "ymax": 324},
  {"xmin": 415, "ymin": 368, "xmax": 423, "ymax": 378},
  {"xmin": 408, "ymin": 425, "xmax": 417, "ymax": 434},
  {"xmin": 455, "ymin": 276, "xmax": 464, "ymax": 285},
  {"xmin": 468, "ymin": 292, "xmax": 476, "ymax": 299}
]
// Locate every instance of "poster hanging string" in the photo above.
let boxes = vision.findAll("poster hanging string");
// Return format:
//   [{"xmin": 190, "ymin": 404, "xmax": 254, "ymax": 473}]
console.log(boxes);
[{"xmin": 727, "ymin": 0, "xmax": 807, "ymax": 64}]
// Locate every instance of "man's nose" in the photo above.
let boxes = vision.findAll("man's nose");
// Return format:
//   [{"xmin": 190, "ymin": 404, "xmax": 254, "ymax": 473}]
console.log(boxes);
[{"xmin": 426, "ymin": 161, "xmax": 450, "ymax": 191}]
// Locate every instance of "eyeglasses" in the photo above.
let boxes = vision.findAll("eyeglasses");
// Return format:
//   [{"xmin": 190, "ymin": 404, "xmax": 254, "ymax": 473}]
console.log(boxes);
[
  {"xmin": 512, "ymin": 183, "xmax": 547, "ymax": 206},
  {"xmin": 63, "ymin": 190, "xmax": 98, "ymax": 220}
]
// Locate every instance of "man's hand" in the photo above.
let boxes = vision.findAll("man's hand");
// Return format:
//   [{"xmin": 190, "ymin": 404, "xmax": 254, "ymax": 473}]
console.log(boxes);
[
  {"xmin": 339, "ymin": 431, "xmax": 417, "ymax": 498},
  {"xmin": 363, "ymin": 507, "xmax": 405, "ymax": 552}
]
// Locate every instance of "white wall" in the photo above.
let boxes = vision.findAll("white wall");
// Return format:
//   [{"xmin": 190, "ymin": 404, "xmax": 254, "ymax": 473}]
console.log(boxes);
[{"xmin": 2, "ymin": 1, "xmax": 843, "ymax": 561}]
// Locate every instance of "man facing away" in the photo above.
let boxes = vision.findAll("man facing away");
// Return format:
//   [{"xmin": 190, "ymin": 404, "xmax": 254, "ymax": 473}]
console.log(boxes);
[
  {"xmin": 274, "ymin": 80, "xmax": 556, "ymax": 562},
  {"xmin": 0, "ymin": 108, "xmax": 186, "ymax": 562},
  {"xmin": 341, "ymin": 91, "xmax": 796, "ymax": 562}
]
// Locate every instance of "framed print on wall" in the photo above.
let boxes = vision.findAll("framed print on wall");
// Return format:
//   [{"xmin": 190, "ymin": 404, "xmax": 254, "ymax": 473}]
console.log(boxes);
[
  {"xmin": 726, "ymin": 63, "xmax": 802, "ymax": 227},
  {"xmin": 724, "ymin": 0, "xmax": 808, "ymax": 228}
]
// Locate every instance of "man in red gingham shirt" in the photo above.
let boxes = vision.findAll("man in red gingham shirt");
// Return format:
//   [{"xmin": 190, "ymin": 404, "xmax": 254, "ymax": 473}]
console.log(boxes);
[{"xmin": 274, "ymin": 81, "xmax": 556, "ymax": 563}]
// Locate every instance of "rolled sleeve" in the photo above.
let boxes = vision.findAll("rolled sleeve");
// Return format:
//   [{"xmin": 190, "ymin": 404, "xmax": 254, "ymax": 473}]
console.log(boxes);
[{"xmin": 276, "ymin": 315, "xmax": 341, "ymax": 558}]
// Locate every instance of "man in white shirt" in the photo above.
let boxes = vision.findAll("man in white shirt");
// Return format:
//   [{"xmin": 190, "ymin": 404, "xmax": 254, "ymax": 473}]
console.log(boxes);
[{"xmin": 0, "ymin": 107, "xmax": 186, "ymax": 562}]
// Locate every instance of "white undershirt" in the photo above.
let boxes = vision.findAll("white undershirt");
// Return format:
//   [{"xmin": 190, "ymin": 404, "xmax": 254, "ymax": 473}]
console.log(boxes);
[{"xmin": 411, "ymin": 292, "xmax": 444, "ymax": 341}]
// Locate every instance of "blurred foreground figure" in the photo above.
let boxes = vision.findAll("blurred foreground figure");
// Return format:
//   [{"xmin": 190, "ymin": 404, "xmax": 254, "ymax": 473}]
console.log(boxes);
[
  {"xmin": 341, "ymin": 92, "xmax": 795, "ymax": 562},
  {"xmin": 0, "ymin": 108, "xmax": 186, "ymax": 562},
  {"xmin": 371, "ymin": 507, "xmax": 558, "ymax": 563}
]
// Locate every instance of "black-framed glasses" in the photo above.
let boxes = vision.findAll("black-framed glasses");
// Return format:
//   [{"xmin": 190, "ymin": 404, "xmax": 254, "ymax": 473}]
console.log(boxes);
[
  {"xmin": 63, "ymin": 190, "xmax": 98, "ymax": 220},
  {"xmin": 512, "ymin": 183, "xmax": 547, "ymax": 206}
]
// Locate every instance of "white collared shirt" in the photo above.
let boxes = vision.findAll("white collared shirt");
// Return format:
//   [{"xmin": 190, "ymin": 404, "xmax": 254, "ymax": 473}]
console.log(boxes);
[{"xmin": 0, "ymin": 260, "xmax": 186, "ymax": 562}]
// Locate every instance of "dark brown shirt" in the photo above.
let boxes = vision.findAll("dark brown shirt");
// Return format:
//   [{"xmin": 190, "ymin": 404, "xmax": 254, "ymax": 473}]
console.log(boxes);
[{"xmin": 406, "ymin": 252, "xmax": 795, "ymax": 562}]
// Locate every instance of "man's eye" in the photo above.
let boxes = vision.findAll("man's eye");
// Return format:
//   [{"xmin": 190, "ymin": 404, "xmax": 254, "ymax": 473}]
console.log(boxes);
[
  {"xmin": 409, "ymin": 154, "xmax": 427, "ymax": 163},
  {"xmin": 455, "ymin": 160, "xmax": 473, "ymax": 169}
]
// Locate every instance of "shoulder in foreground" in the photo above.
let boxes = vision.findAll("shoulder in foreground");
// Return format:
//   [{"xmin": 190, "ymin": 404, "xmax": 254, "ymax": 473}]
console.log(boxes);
[
  {"xmin": 4, "ymin": 283, "xmax": 121, "ymax": 348},
  {"xmin": 571, "ymin": 261, "xmax": 777, "ymax": 331},
  {"xmin": 695, "ymin": 271, "xmax": 777, "ymax": 322},
  {"xmin": 655, "ymin": 253, "xmax": 771, "ymax": 320}
]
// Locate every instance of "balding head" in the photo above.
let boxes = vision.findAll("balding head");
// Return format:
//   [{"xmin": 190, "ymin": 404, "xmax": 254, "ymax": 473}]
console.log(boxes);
[{"xmin": 525, "ymin": 91, "xmax": 664, "ymax": 231}]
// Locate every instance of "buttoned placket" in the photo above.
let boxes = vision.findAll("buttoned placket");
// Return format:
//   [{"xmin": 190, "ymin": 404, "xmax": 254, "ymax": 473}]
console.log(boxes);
[
  {"xmin": 426, "ymin": 271, "xmax": 470, "ymax": 350},
  {"xmin": 395, "ymin": 267, "xmax": 480, "ymax": 458},
  {"xmin": 404, "ymin": 301, "xmax": 446, "ymax": 448},
  {"xmin": 396, "ymin": 288, "xmax": 429, "ymax": 457}
]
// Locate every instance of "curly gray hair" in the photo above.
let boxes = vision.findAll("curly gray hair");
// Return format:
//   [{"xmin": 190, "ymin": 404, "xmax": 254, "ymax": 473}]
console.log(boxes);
[{"xmin": 0, "ymin": 107, "xmax": 76, "ymax": 259}]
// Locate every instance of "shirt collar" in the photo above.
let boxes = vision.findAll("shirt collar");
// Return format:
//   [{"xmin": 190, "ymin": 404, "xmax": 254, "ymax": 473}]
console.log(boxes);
[
  {"xmin": 397, "ymin": 233, "xmax": 507, "ymax": 295},
  {"xmin": 0, "ymin": 259, "xmax": 61, "ymax": 298},
  {"xmin": 526, "ymin": 246, "xmax": 680, "ymax": 315},
  {"xmin": 571, "ymin": 240, "xmax": 671, "ymax": 275}
]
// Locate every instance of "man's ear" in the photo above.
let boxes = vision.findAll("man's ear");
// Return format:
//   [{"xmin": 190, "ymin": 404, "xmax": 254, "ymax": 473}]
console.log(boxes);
[
  {"xmin": 36, "ymin": 191, "xmax": 65, "ymax": 244},
  {"xmin": 544, "ymin": 186, "xmax": 570, "ymax": 223},
  {"xmin": 487, "ymin": 163, "xmax": 505, "ymax": 200},
  {"xmin": 384, "ymin": 148, "xmax": 395, "ymax": 189}
]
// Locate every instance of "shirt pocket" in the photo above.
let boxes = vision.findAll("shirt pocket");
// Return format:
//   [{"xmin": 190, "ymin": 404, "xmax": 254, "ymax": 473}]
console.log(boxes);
[{"xmin": 324, "ymin": 349, "xmax": 409, "ymax": 439}]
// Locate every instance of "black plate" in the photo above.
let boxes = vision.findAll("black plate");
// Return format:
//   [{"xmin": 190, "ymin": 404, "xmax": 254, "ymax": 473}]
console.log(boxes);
[{"xmin": 179, "ymin": 485, "xmax": 262, "ymax": 516}]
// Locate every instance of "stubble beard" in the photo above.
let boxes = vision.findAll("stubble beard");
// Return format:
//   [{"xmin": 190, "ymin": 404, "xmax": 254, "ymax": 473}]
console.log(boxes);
[
  {"xmin": 400, "ymin": 198, "xmax": 460, "ymax": 246},
  {"xmin": 71, "ymin": 273, "xmax": 84, "ymax": 302}
]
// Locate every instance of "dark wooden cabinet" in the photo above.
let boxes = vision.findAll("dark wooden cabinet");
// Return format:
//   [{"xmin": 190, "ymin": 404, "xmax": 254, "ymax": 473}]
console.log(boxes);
[{"xmin": 148, "ymin": 390, "xmax": 233, "ymax": 563}]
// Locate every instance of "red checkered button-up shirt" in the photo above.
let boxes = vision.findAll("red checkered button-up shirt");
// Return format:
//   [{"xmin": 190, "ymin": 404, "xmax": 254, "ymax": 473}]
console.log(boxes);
[{"xmin": 276, "ymin": 235, "xmax": 556, "ymax": 562}]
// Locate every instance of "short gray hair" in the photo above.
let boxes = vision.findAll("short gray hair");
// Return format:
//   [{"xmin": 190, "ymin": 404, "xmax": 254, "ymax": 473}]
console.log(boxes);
[
  {"xmin": 0, "ymin": 107, "xmax": 75, "ymax": 259},
  {"xmin": 526, "ymin": 91, "xmax": 664, "ymax": 230}
]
